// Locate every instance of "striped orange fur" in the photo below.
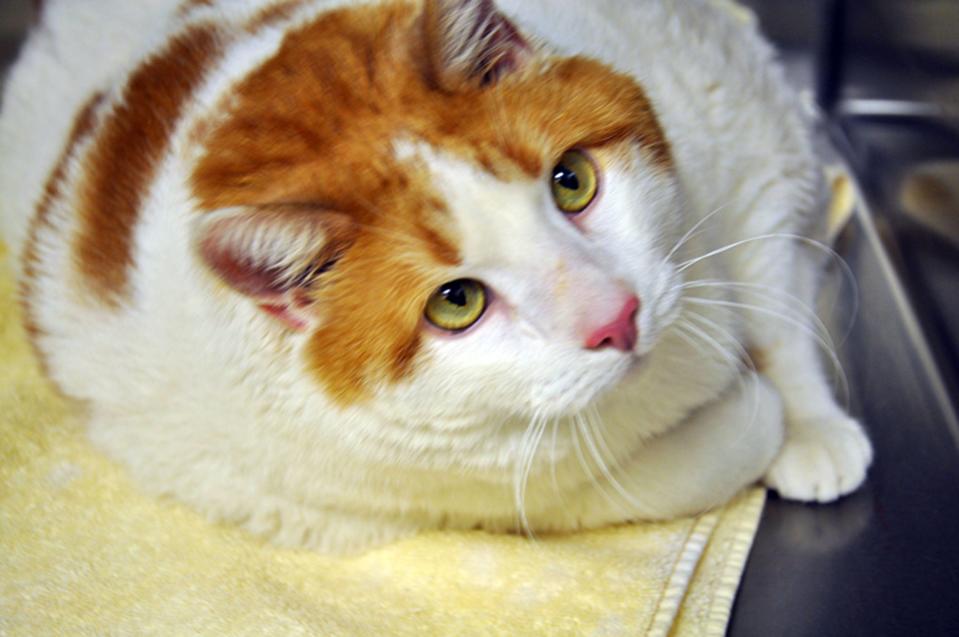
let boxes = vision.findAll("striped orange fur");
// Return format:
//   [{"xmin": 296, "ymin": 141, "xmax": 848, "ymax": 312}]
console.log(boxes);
[
  {"xmin": 73, "ymin": 26, "xmax": 221, "ymax": 306},
  {"xmin": 20, "ymin": 91, "xmax": 105, "ymax": 381}
]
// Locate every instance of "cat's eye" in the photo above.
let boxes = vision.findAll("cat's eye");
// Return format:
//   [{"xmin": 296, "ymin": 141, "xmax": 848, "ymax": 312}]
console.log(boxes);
[
  {"xmin": 424, "ymin": 279, "xmax": 488, "ymax": 332},
  {"xmin": 551, "ymin": 150, "xmax": 598, "ymax": 214}
]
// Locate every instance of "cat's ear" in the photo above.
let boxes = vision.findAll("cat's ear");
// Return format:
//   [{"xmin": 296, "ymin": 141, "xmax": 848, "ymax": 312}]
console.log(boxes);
[
  {"xmin": 193, "ymin": 206, "xmax": 356, "ymax": 330},
  {"xmin": 423, "ymin": 0, "xmax": 530, "ymax": 92}
]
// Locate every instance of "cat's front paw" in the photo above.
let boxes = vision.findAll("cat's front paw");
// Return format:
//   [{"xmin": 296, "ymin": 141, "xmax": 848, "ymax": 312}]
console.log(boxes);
[{"xmin": 763, "ymin": 416, "xmax": 873, "ymax": 502}]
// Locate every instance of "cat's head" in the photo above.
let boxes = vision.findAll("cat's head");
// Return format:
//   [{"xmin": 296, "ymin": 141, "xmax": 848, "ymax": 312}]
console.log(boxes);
[{"xmin": 191, "ymin": 0, "xmax": 684, "ymax": 423}]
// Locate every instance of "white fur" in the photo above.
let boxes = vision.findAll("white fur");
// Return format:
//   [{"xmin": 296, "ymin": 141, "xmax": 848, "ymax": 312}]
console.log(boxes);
[{"xmin": 0, "ymin": 0, "xmax": 872, "ymax": 552}]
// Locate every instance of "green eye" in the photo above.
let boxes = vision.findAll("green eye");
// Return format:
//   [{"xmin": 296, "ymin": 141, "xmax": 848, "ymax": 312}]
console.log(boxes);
[
  {"xmin": 551, "ymin": 150, "xmax": 598, "ymax": 214},
  {"xmin": 424, "ymin": 279, "xmax": 488, "ymax": 332}
]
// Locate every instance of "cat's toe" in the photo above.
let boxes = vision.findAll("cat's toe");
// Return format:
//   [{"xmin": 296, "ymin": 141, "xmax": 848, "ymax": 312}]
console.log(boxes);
[{"xmin": 763, "ymin": 416, "xmax": 873, "ymax": 502}]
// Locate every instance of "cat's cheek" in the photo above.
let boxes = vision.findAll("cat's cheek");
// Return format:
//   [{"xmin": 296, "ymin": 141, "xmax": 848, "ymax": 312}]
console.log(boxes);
[{"xmin": 563, "ymin": 181, "xmax": 605, "ymax": 231}]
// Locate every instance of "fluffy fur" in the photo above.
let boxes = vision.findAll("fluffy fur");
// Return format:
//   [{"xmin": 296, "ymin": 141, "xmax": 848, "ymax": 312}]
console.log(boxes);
[{"xmin": 0, "ymin": 0, "xmax": 872, "ymax": 552}]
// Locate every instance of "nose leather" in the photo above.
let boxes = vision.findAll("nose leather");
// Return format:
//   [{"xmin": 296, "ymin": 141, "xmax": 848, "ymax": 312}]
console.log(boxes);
[{"xmin": 584, "ymin": 296, "xmax": 639, "ymax": 352}]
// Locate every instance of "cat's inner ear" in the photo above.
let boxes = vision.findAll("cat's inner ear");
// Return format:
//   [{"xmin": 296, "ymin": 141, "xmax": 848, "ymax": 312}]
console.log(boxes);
[
  {"xmin": 194, "ymin": 206, "xmax": 356, "ymax": 330},
  {"xmin": 423, "ymin": 0, "xmax": 530, "ymax": 92}
]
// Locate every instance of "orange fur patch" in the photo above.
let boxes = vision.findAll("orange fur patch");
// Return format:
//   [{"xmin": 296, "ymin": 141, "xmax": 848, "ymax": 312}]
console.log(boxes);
[
  {"xmin": 21, "ymin": 92, "xmax": 105, "ymax": 380},
  {"xmin": 744, "ymin": 347, "xmax": 767, "ymax": 373},
  {"xmin": 191, "ymin": 2, "xmax": 671, "ymax": 403},
  {"xmin": 73, "ymin": 26, "xmax": 221, "ymax": 307},
  {"xmin": 246, "ymin": 0, "xmax": 308, "ymax": 31}
]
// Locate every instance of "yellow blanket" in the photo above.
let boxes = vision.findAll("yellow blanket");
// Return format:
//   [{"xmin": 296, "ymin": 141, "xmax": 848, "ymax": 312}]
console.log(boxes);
[{"xmin": 0, "ymin": 242, "xmax": 764, "ymax": 636}]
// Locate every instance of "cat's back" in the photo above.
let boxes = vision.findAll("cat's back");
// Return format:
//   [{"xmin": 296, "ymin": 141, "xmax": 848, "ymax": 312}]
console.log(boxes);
[
  {"xmin": 0, "ymin": 0, "xmax": 186, "ymax": 263},
  {"xmin": 2, "ymin": 0, "xmax": 814, "ymax": 267}
]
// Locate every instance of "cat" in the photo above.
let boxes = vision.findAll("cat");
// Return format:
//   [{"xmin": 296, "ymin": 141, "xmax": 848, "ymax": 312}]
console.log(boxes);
[{"xmin": 0, "ymin": 0, "xmax": 872, "ymax": 553}]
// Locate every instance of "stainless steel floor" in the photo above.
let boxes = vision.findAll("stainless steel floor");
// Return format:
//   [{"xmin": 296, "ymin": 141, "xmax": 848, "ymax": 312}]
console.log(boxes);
[
  {"xmin": 734, "ymin": 2, "xmax": 959, "ymax": 635},
  {"xmin": 2, "ymin": 2, "xmax": 958, "ymax": 635},
  {"xmin": 0, "ymin": 0, "xmax": 31, "ymax": 85}
]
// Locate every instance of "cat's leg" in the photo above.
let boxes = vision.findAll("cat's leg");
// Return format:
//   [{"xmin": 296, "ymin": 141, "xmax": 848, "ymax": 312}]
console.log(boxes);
[
  {"xmin": 740, "ymin": 247, "xmax": 873, "ymax": 502},
  {"xmin": 756, "ymin": 327, "xmax": 873, "ymax": 502},
  {"xmin": 578, "ymin": 371, "xmax": 784, "ymax": 521}
]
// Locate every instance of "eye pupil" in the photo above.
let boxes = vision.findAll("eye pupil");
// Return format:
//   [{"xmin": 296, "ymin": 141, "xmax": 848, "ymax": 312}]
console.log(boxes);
[
  {"xmin": 554, "ymin": 166, "xmax": 580, "ymax": 191},
  {"xmin": 443, "ymin": 283, "xmax": 467, "ymax": 307}
]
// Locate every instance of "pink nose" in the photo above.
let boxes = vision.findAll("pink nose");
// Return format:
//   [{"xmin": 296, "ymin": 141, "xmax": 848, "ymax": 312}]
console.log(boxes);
[{"xmin": 584, "ymin": 295, "xmax": 640, "ymax": 353}]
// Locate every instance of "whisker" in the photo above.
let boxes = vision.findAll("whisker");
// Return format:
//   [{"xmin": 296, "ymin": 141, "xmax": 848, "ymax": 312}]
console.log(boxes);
[
  {"xmin": 580, "ymin": 408, "xmax": 646, "ymax": 513},
  {"xmin": 684, "ymin": 296, "xmax": 850, "ymax": 408},
  {"xmin": 683, "ymin": 295, "xmax": 832, "ymax": 353},
  {"xmin": 513, "ymin": 410, "xmax": 549, "ymax": 541},
  {"xmin": 683, "ymin": 311, "xmax": 762, "ymax": 443},
  {"xmin": 548, "ymin": 416, "xmax": 568, "ymax": 506},
  {"xmin": 513, "ymin": 411, "xmax": 536, "ymax": 538},
  {"xmin": 663, "ymin": 200, "xmax": 735, "ymax": 263},
  {"xmin": 681, "ymin": 279, "xmax": 815, "ymax": 314},
  {"xmin": 586, "ymin": 404, "xmax": 621, "ymax": 473},
  {"xmin": 685, "ymin": 279, "xmax": 847, "ymax": 402},
  {"xmin": 570, "ymin": 412, "xmax": 621, "ymax": 512},
  {"xmin": 682, "ymin": 310, "xmax": 749, "ymax": 362},
  {"xmin": 675, "ymin": 313, "xmax": 749, "ymax": 395},
  {"xmin": 680, "ymin": 279, "xmax": 835, "ymax": 349},
  {"xmin": 675, "ymin": 231, "xmax": 860, "ymax": 344},
  {"xmin": 673, "ymin": 318, "xmax": 742, "ymax": 370}
]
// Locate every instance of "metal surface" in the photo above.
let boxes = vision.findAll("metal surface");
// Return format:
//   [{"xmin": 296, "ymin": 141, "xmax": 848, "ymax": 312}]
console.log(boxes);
[
  {"xmin": 730, "ymin": 151, "xmax": 959, "ymax": 636},
  {"xmin": 732, "ymin": 1, "xmax": 959, "ymax": 635},
  {"xmin": 0, "ymin": 0, "xmax": 30, "ymax": 86}
]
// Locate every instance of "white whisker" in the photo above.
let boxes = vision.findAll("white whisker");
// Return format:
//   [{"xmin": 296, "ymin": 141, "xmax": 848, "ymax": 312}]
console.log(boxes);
[
  {"xmin": 570, "ymin": 413, "xmax": 621, "ymax": 512},
  {"xmin": 683, "ymin": 296, "xmax": 850, "ymax": 407},
  {"xmin": 681, "ymin": 279, "xmax": 835, "ymax": 347},
  {"xmin": 673, "ymin": 318, "xmax": 741, "ymax": 370},
  {"xmin": 675, "ymin": 231, "xmax": 859, "ymax": 344},
  {"xmin": 663, "ymin": 200, "xmax": 734, "ymax": 263},
  {"xmin": 513, "ymin": 410, "xmax": 549, "ymax": 540},
  {"xmin": 548, "ymin": 417, "xmax": 568, "ymax": 506},
  {"xmin": 683, "ymin": 311, "xmax": 762, "ymax": 442},
  {"xmin": 580, "ymin": 408, "xmax": 646, "ymax": 512}
]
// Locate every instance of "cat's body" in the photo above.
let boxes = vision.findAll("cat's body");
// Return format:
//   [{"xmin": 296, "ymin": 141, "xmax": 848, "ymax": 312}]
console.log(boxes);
[{"xmin": 0, "ymin": 0, "xmax": 872, "ymax": 552}]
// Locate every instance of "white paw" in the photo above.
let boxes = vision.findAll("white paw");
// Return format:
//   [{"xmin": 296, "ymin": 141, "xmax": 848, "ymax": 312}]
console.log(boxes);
[{"xmin": 763, "ymin": 416, "xmax": 873, "ymax": 502}]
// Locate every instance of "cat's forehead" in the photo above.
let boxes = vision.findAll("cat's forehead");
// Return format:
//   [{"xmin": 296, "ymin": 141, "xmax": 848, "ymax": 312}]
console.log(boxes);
[{"xmin": 191, "ymin": 2, "xmax": 669, "ymax": 214}]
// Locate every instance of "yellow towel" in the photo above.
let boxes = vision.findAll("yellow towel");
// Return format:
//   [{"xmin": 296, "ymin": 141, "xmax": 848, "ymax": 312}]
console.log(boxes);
[{"xmin": 0, "ymin": 242, "xmax": 764, "ymax": 636}]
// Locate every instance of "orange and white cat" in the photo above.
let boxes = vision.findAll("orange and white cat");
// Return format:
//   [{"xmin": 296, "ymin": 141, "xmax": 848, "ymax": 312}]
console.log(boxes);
[{"xmin": 0, "ymin": 0, "xmax": 872, "ymax": 552}]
